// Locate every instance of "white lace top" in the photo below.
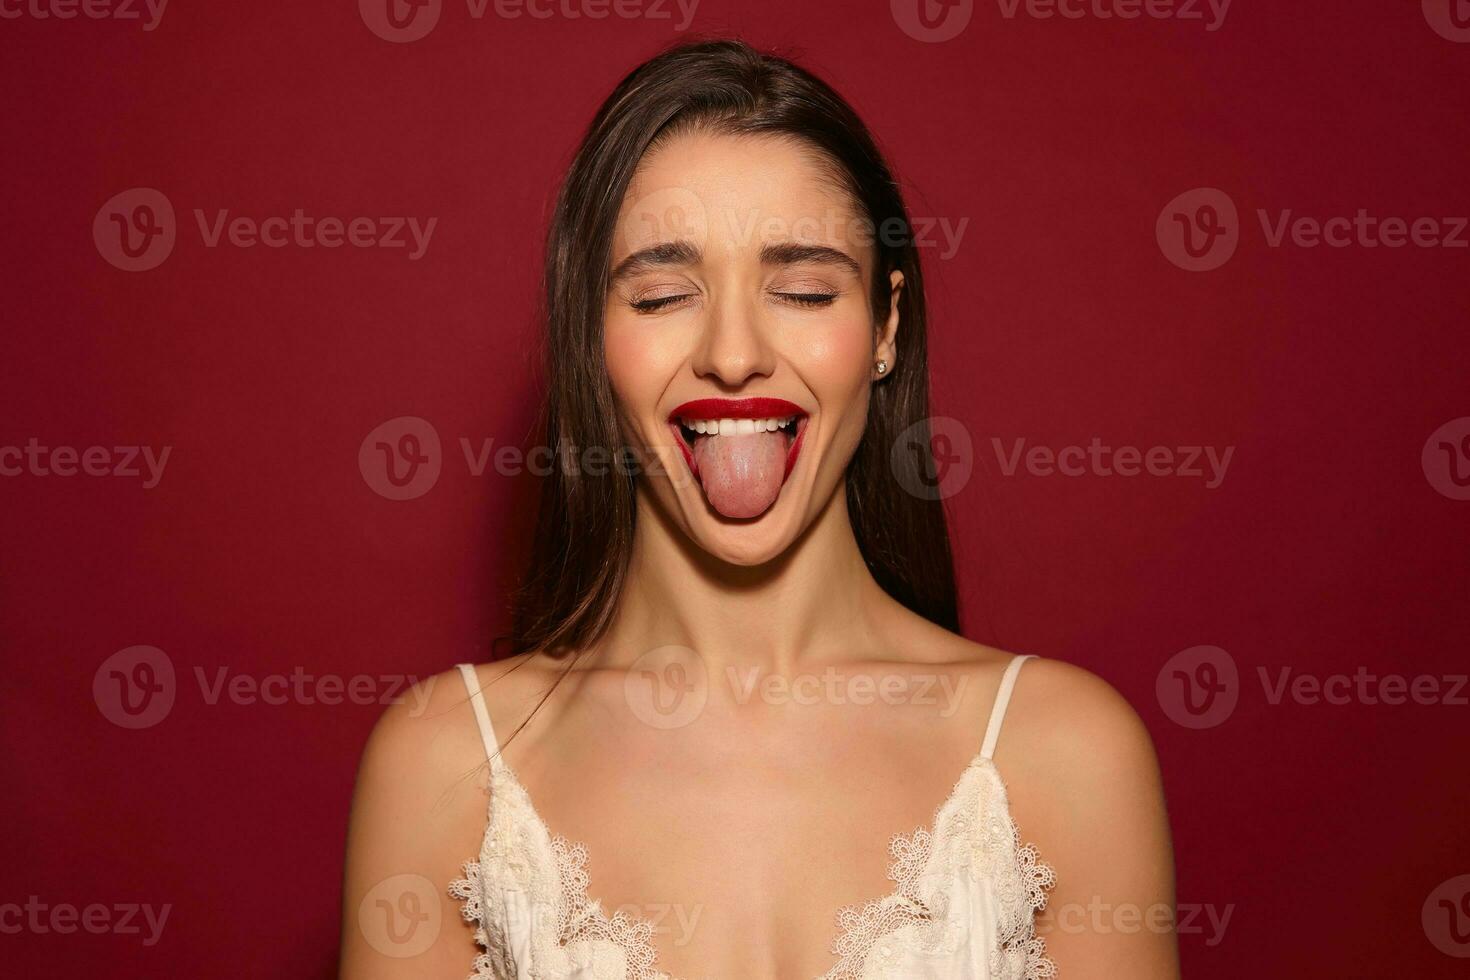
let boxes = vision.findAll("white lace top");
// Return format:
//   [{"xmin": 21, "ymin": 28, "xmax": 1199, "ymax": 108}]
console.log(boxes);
[{"xmin": 449, "ymin": 655, "xmax": 1056, "ymax": 980}]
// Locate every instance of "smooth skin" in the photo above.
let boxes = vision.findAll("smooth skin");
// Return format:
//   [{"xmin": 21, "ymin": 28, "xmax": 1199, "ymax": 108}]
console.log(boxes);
[{"xmin": 340, "ymin": 131, "xmax": 1179, "ymax": 979}]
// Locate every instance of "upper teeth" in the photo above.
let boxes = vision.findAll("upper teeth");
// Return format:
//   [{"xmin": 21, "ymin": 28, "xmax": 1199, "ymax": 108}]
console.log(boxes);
[{"xmin": 680, "ymin": 416, "xmax": 798, "ymax": 435}]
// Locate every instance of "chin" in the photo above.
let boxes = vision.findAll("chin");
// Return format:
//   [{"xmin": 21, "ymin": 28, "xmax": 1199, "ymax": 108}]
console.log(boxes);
[{"xmin": 682, "ymin": 492, "xmax": 811, "ymax": 566}]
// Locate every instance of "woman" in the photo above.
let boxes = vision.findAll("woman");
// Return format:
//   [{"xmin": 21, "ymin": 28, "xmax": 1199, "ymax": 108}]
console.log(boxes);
[{"xmin": 341, "ymin": 38, "xmax": 1177, "ymax": 980}]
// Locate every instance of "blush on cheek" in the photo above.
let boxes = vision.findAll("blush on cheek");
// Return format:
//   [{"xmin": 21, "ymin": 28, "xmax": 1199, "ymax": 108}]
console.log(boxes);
[{"xmin": 798, "ymin": 317, "xmax": 880, "ymax": 389}]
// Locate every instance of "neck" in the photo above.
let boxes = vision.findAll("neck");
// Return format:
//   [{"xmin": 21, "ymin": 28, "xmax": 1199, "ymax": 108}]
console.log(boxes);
[{"xmin": 596, "ymin": 487, "xmax": 891, "ymax": 675}]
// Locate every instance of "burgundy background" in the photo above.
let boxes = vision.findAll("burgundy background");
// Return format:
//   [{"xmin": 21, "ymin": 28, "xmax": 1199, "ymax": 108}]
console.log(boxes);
[{"xmin": 3, "ymin": 1, "xmax": 1467, "ymax": 977}]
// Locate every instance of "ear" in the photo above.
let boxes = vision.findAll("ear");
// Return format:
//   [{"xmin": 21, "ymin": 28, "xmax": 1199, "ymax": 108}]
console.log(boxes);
[{"xmin": 874, "ymin": 268, "xmax": 903, "ymax": 380}]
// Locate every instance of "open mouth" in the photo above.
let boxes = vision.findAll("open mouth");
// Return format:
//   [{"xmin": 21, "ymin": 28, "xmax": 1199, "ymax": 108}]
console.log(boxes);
[{"xmin": 667, "ymin": 397, "xmax": 808, "ymax": 520}]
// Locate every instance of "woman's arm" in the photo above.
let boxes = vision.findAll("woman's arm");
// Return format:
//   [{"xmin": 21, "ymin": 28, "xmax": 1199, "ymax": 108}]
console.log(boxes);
[
  {"xmin": 1001, "ymin": 659, "xmax": 1181, "ymax": 978},
  {"xmin": 339, "ymin": 670, "xmax": 487, "ymax": 980}
]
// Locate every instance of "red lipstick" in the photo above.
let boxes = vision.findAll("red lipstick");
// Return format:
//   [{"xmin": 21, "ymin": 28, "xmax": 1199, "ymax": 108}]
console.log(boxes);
[{"xmin": 666, "ymin": 397, "xmax": 809, "ymax": 481}]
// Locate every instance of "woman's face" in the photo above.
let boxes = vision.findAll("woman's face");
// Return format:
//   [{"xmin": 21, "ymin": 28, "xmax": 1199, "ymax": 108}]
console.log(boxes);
[{"xmin": 603, "ymin": 130, "xmax": 900, "ymax": 566}]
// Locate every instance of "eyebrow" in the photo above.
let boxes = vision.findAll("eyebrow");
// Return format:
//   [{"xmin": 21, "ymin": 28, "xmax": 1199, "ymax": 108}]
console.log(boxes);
[
  {"xmin": 608, "ymin": 239, "xmax": 864, "ymax": 282},
  {"xmin": 610, "ymin": 240, "xmax": 701, "ymax": 282},
  {"xmin": 760, "ymin": 241, "xmax": 863, "ymax": 278}
]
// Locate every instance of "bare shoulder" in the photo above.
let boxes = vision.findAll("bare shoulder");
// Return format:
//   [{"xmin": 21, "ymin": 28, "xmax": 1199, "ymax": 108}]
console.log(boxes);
[
  {"xmin": 1003, "ymin": 656, "xmax": 1159, "ymax": 769},
  {"xmin": 904, "ymin": 624, "xmax": 1168, "ymax": 839},
  {"xmin": 359, "ymin": 654, "xmax": 562, "ymax": 764},
  {"xmin": 989, "ymin": 655, "xmax": 1179, "ymax": 974},
  {"xmin": 339, "ymin": 654, "xmax": 565, "ymax": 977}
]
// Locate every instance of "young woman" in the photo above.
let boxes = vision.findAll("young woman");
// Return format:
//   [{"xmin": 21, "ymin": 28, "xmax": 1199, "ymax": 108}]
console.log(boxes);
[{"xmin": 341, "ymin": 39, "xmax": 1177, "ymax": 980}]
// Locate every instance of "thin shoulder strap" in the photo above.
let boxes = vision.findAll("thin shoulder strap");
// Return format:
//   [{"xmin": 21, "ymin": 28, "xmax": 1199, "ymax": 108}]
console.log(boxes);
[
  {"xmin": 456, "ymin": 663, "xmax": 505, "ymax": 771},
  {"xmin": 980, "ymin": 654, "xmax": 1035, "ymax": 761}
]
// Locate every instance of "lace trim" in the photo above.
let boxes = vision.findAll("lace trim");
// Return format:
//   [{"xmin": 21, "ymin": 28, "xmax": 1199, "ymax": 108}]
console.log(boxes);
[
  {"xmin": 448, "ymin": 861, "xmax": 501, "ymax": 980},
  {"xmin": 973, "ymin": 768, "xmax": 1057, "ymax": 980},
  {"xmin": 449, "ymin": 767, "xmax": 673, "ymax": 980},
  {"xmin": 550, "ymin": 836, "xmax": 672, "ymax": 980},
  {"xmin": 823, "ymin": 760, "xmax": 1057, "ymax": 980},
  {"xmin": 451, "ymin": 758, "xmax": 1054, "ymax": 980},
  {"xmin": 824, "ymin": 827, "xmax": 943, "ymax": 978}
]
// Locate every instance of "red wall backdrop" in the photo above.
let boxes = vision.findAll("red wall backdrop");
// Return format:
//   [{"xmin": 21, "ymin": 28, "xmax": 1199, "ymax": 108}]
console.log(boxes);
[{"xmin": 3, "ymin": 1, "xmax": 1468, "ymax": 976}]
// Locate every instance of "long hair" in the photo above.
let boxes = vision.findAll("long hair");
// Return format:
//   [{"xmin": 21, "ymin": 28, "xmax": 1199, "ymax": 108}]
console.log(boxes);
[{"xmin": 508, "ymin": 38, "xmax": 959, "ymax": 655}]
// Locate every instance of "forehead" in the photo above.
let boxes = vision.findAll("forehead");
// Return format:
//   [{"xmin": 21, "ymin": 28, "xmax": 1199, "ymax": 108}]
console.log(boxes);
[{"xmin": 612, "ymin": 129, "xmax": 870, "ymax": 265}]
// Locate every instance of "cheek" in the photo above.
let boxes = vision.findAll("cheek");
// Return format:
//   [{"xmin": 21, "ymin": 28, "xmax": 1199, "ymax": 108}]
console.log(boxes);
[
  {"xmin": 603, "ymin": 312, "xmax": 682, "ymax": 426},
  {"xmin": 789, "ymin": 313, "xmax": 874, "ymax": 401}
]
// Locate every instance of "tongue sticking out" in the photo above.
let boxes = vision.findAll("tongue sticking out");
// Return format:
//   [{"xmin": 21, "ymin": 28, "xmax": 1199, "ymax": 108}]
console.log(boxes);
[{"xmin": 691, "ymin": 430, "xmax": 788, "ymax": 519}]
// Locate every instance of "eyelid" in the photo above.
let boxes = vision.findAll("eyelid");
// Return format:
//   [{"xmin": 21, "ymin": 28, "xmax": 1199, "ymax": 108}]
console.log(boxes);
[
  {"xmin": 624, "ymin": 279, "xmax": 698, "ymax": 302},
  {"xmin": 769, "ymin": 273, "xmax": 842, "ymax": 291}
]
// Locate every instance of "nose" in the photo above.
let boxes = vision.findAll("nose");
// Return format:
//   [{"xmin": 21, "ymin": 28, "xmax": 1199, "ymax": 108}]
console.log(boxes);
[{"xmin": 688, "ymin": 291, "xmax": 776, "ymax": 388}]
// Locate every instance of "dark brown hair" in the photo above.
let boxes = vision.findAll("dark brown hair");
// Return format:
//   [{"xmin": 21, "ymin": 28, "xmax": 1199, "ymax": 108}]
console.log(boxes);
[{"xmin": 508, "ymin": 38, "xmax": 958, "ymax": 655}]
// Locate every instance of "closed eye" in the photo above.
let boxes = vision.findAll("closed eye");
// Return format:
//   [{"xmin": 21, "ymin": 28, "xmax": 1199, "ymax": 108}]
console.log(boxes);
[
  {"xmin": 774, "ymin": 291, "xmax": 838, "ymax": 308},
  {"xmin": 630, "ymin": 294, "xmax": 696, "ymax": 313}
]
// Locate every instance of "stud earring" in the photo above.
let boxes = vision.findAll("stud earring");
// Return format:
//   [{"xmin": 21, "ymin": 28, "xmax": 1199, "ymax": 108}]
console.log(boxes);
[{"xmin": 875, "ymin": 359, "xmax": 888, "ymax": 375}]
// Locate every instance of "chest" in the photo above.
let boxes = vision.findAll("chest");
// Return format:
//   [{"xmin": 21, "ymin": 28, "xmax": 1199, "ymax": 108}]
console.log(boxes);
[{"xmin": 451, "ymin": 759, "xmax": 1054, "ymax": 980}]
